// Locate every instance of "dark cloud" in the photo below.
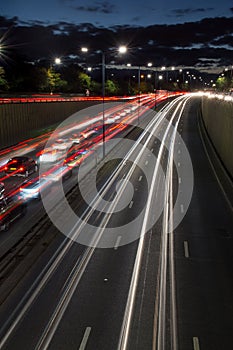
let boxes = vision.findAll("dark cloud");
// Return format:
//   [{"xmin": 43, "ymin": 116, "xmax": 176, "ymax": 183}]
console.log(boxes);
[
  {"xmin": 131, "ymin": 16, "xmax": 141, "ymax": 23},
  {"xmin": 0, "ymin": 16, "xmax": 232, "ymax": 69},
  {"xmin": 211, "ymin": 35, "xmax": 233, "ymax": 47},
  {"xmin": 73, "ymin": 1, "xmax": 116, "ymax": 14},
  {"xmin": 230, "ymin": 7, "xmax": 233, "ymax": 13},
  {"xmin": 172, "ymin": 8, "xmax": 214, "ymax": 17}
]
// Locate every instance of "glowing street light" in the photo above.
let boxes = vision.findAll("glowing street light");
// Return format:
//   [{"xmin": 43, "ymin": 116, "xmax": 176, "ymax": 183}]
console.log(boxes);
[
  {"xmin": 118, "ymin": 45, "xmax": 127, "ymax": 54},
  {"xmin": 54, "ymin": 57, "xmax": 61, "ymax": 65}
]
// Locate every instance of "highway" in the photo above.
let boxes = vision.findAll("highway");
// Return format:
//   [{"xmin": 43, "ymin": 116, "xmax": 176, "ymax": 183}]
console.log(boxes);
[{"xmin": 0, "ymin": 94, "xmax": 232, "ymax": 350}]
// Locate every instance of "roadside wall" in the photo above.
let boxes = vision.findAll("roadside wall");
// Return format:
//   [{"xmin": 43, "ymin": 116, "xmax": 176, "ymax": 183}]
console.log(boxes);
[
  {"xmin": 0, "ymin": 101, "xmax": 100, "ymax": 149},
  {"xmin": 201, "ymin": 97, "xmax": 233, "ymax": 178}
]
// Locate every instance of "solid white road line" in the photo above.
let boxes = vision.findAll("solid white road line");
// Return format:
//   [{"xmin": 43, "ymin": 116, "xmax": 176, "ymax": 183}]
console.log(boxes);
[
  {"xmin": 114, "ymin": 236, "xmax": 122, "ymax": 250},
  {"xmin": 193, "ymin": 337, "xmax": 200, "ymax": 350},
  {"xmin": 79, "ymin": 327, "xmax": 91, "ymax": 350},
  {"xmin": 184, "ymin": 241, "xmax": 189, "ymax": 258}
]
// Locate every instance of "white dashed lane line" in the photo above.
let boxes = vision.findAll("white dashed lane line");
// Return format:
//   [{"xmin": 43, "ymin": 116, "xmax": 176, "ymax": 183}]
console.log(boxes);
[
  {"xmin": 184, "ymin": 241, "xmax": 189, "ymax": 258},
  {"xmin": 129, "ymin": 201, "xmax": 134, "ymax": 209},
  {"xmin": 114, "ymin": 235, "xmax": 122, "ymax": 250},
  {"xmin": 180, "ymin": 204, "xmax": 184, "ymax": 213},
  {"xmin": 193, "ymin": 337, "xmax": 200, "ymax": 350}
]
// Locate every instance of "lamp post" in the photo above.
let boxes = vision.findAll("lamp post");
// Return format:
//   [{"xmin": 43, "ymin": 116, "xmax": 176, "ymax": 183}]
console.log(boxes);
[
  {"xmin": 101, "ymin": 51, "xmax": 106, "ymax": 158},
  {"xmin": 81, "ymin": 45, "xmax": 127, "ymax": 159}
]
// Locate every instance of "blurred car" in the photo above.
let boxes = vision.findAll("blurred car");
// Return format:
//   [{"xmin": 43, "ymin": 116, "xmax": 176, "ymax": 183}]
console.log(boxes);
[
  {"xmin": 39, "ymin": 149, "xmax": 65, "ymax": 163},
  {"xmin": 0, "ymin": 197, "xmax": 27, "ymax": 231},
  {"xmin": 0, "ymin": 182, "xmax": 5, "ymax": 200},
  {"xmin": 81, "ymin": 130, "xmax": 97, "ymax": 139},
  {"xmin": 4, "ymin": 156, "xmax": 37, "ymax": 177},
  {"xmin": 65, "ymin": 147, "xmax": 89, "ymax": 168},
  {"xmin": 19, "ymin": 178, "xmax": 51, "ymax": 200},
  {"xmin": 51, "ymin": 138, "xmax": 73, "ymax": 151},
  {"xmin": 105, "ymin": 117, "xmax": 116, "ymax": 124},
  {"xmin": 69, "ymin": 133, "xmax": 81, "ymax": 144},
  {"xmin": 43, "ymin": 165, "xmax": 72, "ymax": 182}
]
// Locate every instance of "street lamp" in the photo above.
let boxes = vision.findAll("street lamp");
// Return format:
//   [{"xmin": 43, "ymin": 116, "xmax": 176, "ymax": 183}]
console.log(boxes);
[
  {"xmin": 158, "ymin": 75, "xmax": 163, "ymax": 90},
  {"xmin": 82, "ymin": 45, "xmax": 127, "ymax": 159},
  {"xmin": 81, "ymin": 47, "xmax": 88, "ymax": 53},
  {"xmin": 119, "ymin": 45, "xmax": 127, "ymax": 54},
  {"xmin": 54, "ymin": 57, "xmax": 61, "ymax": 65}
]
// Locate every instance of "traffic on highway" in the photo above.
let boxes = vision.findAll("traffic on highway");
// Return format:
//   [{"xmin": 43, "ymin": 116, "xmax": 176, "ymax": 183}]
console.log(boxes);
[{"xmin": 0, "ymin": 92, "xmax": 232, "ymax": 350}]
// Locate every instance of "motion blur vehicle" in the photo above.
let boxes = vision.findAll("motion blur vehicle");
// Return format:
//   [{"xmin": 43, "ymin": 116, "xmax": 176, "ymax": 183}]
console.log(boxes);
[
  {"xmin": 69, "ymin": 133, "xmax": 81, "ymax": 144},
  {"xmin": 39, "ymin": 148, "xmax": 65, "ymax": 163},
  {"xmin": 4, "ymin": 156, "xmax": 37, "ymax": 177},
  {"xmin": 0, "ymin": 182, "xmax": 5, "ymax": 200},
  {"xmin": 19, "ymin": 178, "xmax": 51, "ymax": 200},
  {"xmin": 65, "ymin": 146, "xmax": 89, "ymax": 168},
  {"xmin": 51, "ymin": 138, "xmax": 73, "ymax": 151},
  {"xmin": 43, "ymin": 165, "xmax": 72, "ymax": 182},
  {"xmin": 81, "ymin": 129, "xmax": 97, "ymax": 139},
  {"xmin": 0, "ymin": 197, "xmax": 27, "ymax": 231}
]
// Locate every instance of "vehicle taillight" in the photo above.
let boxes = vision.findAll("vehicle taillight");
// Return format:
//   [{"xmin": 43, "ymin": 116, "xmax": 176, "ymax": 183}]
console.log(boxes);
[
  {"xmin": 19, "ymin": 167, "xmax": 25, "ymax": 171},
  {"xmin": 4, "ymin": 166, "xmax": 8, "ymax": 170}
]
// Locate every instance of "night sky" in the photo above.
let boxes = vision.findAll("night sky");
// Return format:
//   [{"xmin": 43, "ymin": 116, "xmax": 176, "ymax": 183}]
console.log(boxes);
[
  {"xmin": 0, "ymin": 0, "xmax": 233, "ymax": 72},
  {"xmin": 1, "ymin": 0, "xmax": 233, "ymax": 26}
]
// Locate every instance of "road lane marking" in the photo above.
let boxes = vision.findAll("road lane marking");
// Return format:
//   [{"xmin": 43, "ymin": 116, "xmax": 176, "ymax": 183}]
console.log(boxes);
[
  {"xmin": 129, "ymin": 201, "xmax": 134, "ymax": 208},
  {"xmin": 184, "ymin": 241, "xmax": 189, "ymax": 258},
  {"xmin": 114, "ymin": 235, "xmax": 122, "ymax": 250},
  {"xmin": 114, "ymin": 236, "xmax": 121, "ymax": 250},
  {"xmin": 178, "ymin": 162, "xmax": 180, "ymax": 167},
  {"xmin": 151, "ymin": 148, "xmax": 154, "ymax": 152},
  {"xmin": 180, "ymin": 204, "xmax": 184, "ymax": 213},
  {"xmin": 145, "ymin": 160, "xmax": 148, "ymax": 165},
  {"xmin": 193, "ymin": 337, "xmax": 200, "ymax": 350},
  {"xmin": 178, "ymin": 149, "xmax": 181, "ymax": 154},
  {"xmin": 79, "ymin": 327, "xmax": 91, "ymax": 350},
  {"xmin": 138, "ymin": 176, "xmax": 142, "ymax": 182},
  {"xmin": 179, "ymin": 177, "xmax": 181, "ymax": 184}
]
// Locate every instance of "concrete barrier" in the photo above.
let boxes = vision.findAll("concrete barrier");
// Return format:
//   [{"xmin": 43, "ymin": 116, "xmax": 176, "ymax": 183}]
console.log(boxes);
[
  {"xmin": 201, "ymin": 96, "xmax": 233, "ymax": 179},
  {"xmin": 0, "ymin": 101, "xmax": 101, "ymax": 149}
]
